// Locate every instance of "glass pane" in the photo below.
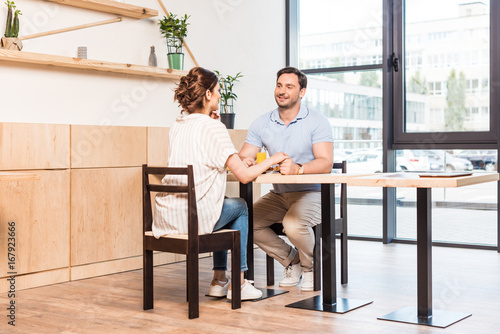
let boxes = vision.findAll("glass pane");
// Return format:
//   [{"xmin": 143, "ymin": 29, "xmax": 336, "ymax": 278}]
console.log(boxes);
[
  {"xmin": 396, "ymin": 149, "xmax": 497, "ymax": 245},
  {"xmin": 405, "ymin": 0, "xmax": 490, "ymax": 132},
  {"xmin": 299, "ymin": 0, "xmax": 383, "ymax": 70},
  {"xmin": 304, "ymin": 71, "xmax": 383, "ymax": 238}
]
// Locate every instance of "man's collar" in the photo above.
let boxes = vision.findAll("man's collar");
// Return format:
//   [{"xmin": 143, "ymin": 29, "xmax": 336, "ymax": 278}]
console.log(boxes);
[{"xmin": 270, "ymin": 105, "xmax": 309, "ymax": 125}]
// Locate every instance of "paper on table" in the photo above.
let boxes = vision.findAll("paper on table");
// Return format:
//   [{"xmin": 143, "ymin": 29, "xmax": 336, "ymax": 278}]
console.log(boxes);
[{"xmin": 379, "ymin": 173, "xmax": 420, "ymax": 179}]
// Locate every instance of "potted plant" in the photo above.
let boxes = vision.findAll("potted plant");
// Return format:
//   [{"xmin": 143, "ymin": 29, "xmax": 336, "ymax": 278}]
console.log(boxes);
[
  {"xmin": 215, "ymin": 70, "xmax": 243, "ymax": 129},
  {"xmin": 1, "ymin": 1, "xmax": 22, "ymax": 51},
  {"xmin": 158, "ymin": 13, "xmax": 189, "ymax": 70}
]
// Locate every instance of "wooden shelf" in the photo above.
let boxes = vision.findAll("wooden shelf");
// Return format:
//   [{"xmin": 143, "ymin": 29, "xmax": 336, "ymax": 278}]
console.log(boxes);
[
  {"xmin": 44, "ymin": 0, "xmax": 158, "ymax": 19},
  {"xmin": 0, "ymin": 49, "xmax": 187, "ymax": 79}
]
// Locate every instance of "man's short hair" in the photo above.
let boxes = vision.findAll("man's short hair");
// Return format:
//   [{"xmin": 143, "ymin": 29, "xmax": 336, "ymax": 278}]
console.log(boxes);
[{"xmin": 277, "ymin": 67, "xmax": 307, "ymax": 90}]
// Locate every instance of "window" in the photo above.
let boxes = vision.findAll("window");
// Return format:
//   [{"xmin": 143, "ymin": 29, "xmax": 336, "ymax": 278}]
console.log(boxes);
[
  {"xmin": 403, "ymin": 0, "xmax": 491, "ymax": 133},
  {"xmin": 288, "ymin": 0, "xmax": 500, "ymax": 249},
  {"xmin": 296, "ymin": 0, "xmax": 384, "ymax": 238}
]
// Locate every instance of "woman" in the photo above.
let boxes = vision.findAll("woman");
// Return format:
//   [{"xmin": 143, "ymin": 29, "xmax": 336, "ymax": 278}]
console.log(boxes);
[{"xmin": 154, "ymin": 67, "xmax": 287, "ymax": 300}]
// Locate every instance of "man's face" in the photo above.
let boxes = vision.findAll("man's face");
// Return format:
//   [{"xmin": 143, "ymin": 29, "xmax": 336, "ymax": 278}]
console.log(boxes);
[{"xmin": 274, "ymin": 73, "xmax": 306, "ymax": 110}]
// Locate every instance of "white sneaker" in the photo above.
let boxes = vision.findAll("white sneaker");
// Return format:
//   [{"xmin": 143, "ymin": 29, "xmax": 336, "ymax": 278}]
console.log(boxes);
[
  {"xmin": 279, "ymin": 263, "xmax": 303, "ymax": 287},
  {"xmin": 227, "ymin": 279, "xmax": 263, "ymax": 301},
  {"xmin": 208, "ymin": 279, "xmax": 230, "ymax": 297},
  {"xmin": 301, "ymin": 271, "xmax": 314, "ymax": 291}
]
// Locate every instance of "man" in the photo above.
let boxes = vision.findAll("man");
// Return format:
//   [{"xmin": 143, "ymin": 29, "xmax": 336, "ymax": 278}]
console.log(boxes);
[{"xmin": 239, "ymin": 67, "xmax": 333, "ymax": 291}]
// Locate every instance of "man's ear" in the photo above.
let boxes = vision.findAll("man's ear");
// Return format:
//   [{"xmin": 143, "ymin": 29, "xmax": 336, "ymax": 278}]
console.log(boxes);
[{"xmin": 299, "ymin": 88, "xmax": 306, "ymax": 98}]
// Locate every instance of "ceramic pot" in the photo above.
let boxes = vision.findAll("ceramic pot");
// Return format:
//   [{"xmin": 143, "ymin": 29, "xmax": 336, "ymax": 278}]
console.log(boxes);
[
  {"xmin": 167, "ymin": 53, "xmax": 184, "ymax": 70},
  {"xmin": 1, "ymin": 37, "xmax": 23, "ymax": 51},
  {"xmin": 220, "ymin": 113, "xmax": 235, "ymax": 129}
]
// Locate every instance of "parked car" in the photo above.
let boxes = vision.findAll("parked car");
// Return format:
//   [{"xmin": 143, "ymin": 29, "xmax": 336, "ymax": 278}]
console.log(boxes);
[
  {"xmin": 395, "ymin": 150, "xmax": 430, "ymax": 171},
  {"xmin": 345, "ymin": 150, "xmax": 383, "ymax": 173},
  {"xmin": 334, "ymin": 149, "xmax": 353, "ymax": 163},
  {"xmin": 443, "ymin": 152, "xmax": 474, "ymax": 171},
  {"xmin": 423, "ymin": 151, "xmax": 473, "ymax": 171},
  {"xmin": 455, "ymin": 150, "xmax": 497, "ymax": 171},
  {"xmin": 421, "ymin": 150, "xmax": 444, "ymax": 171},
  {"xmin": 346, "ymin": 149, "xmax": 430, "ymax": 172}
]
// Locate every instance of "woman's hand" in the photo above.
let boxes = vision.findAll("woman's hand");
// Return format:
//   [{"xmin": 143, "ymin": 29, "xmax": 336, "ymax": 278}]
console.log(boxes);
[
  {"xmin": 241, "ymin": 157, "xmax": 256, "ymax": 167},
  {"xmin": 271, "ymin": 152, "xmax": 288, "ymax": 165},
  {"xmin": 209, "ymin": 110, "xmax": 220, "ymax": 120}
]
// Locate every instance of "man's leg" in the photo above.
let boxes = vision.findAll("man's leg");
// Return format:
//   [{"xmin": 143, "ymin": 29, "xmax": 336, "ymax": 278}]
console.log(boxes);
[
  {"xmin": 281, "ymin": 191, "xmax": 322, "ymax": 272},
  {"xmin": 253, "ymin": 192, "xmax": 296, "ymax": 267}
]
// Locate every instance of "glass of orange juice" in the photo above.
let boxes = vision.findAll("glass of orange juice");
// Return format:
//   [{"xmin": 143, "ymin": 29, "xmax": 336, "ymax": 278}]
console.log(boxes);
[{"xmin": 256, "ymin": 151, "xmax": 267, "ymax": 164}]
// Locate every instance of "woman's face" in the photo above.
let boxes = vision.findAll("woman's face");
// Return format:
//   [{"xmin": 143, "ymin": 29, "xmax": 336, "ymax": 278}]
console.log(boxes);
[{"xmin": 208, "ymin": 84, "xmax": 221, "ymax": 111}]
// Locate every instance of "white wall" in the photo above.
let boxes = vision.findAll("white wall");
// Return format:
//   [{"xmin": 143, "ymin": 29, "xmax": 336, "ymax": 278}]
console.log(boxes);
[{"xmin": 0, "ymin": 0, "xmax": 285, "ymax": 128}]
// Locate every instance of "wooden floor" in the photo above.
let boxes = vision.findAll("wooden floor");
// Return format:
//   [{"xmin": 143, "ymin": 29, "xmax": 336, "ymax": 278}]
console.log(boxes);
[{"xmin": 2, "ymin": 240, "xmax": 500, "ymax": 334}]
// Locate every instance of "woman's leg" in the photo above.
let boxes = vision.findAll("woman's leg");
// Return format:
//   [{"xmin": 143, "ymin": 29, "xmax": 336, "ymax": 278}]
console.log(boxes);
[{"xmin": 212, "ymin": 197, "xmax": 249, "ymax": 277}]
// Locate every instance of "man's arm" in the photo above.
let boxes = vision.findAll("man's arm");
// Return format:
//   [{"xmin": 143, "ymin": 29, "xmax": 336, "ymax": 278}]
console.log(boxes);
[
  {"xmin": 238, "ymin": 142, "xmax": 261, "ymax": 167},
  {"xmin": 279, "ymin": 142, "xmax": 333, "ymax": 175}
]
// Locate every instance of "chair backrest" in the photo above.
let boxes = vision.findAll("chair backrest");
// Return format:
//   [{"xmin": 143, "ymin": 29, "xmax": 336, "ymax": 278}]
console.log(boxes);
[
  {"xmin": 332, "ymin": 161, "xmax": 346, "ymax": 173},
  {"xmin": 142, "ymin": 164, "xmax": 199, "ymax": 241}
]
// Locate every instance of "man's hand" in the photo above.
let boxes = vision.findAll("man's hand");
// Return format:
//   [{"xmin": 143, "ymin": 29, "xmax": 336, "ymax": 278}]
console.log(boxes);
[{"xmin": 279, "ymin": 158, "xmax": 299, "ymax": 175}]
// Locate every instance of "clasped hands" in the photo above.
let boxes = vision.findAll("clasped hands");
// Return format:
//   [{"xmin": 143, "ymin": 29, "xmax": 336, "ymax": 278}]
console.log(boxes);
[{"xmin": 242, "ymin": 153, "xmax": 299, "ymax": 175}]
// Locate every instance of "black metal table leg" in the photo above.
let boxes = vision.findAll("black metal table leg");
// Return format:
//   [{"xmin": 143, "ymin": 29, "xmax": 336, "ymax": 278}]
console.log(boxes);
[
  {"xmin": 378, "ymin": 188, "xmax": 471, "ymax": 327},
  {"xmin": 286, "ymin": 184, "xmax": 372, "ymax": 313}
]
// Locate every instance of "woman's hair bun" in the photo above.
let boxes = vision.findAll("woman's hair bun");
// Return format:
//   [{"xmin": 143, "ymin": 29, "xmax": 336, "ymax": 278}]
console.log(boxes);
[{"xmin": 174, "ymin": 67, "xmax": 218, "ymax": 114}]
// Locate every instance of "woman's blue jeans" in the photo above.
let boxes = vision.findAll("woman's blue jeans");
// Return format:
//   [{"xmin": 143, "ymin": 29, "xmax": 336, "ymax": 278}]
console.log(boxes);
[{"xmin": 212, "ymin": 197, "xmax": 249, "ymax": 272}]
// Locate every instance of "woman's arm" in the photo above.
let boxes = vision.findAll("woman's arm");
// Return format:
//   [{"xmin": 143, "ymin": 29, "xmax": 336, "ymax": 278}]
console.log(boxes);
[{"xmin": 226, "ymin": 152, "xmax": 287, "ymax": 184}]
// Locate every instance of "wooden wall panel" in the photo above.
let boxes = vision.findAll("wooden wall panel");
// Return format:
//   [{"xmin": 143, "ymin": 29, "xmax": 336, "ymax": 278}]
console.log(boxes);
[
  {"xmin": 147, "ymin": 127, "xmax": 169, "ymax": 166},
  {"xmin": 71, "ymin": 167, "xmax": 142, "ymax": 266},
  {"xmin": 0, "ymin": 123, "xmax": 69, "ymax": 170},
  {"xmin": 71, "ymin": 125, "xmax": 147, "ymax": 168},
  {"xmin": 147, "ymin": 128, "xmax": 247, "ymax": 166},
  {"xmin": 0, "ymin": 170, "xmax": 70, "ymax": 277},
  {"xmin": 70, "ymin": 253, "xmax": 186, "ymax": 281},
  {"xmin": 228, "ymin": 129, "xmax": 247, "ymax": 151},
  {"xmin": 0, "ymin": 268, "xmax": 69, "ymax": 292}
]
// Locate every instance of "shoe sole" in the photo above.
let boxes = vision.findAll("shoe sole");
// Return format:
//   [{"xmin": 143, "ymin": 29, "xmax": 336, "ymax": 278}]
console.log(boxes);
[
  {"xmin": 279, "ymin": 282, "xmax": 300, "ymax": 287},
  {"xmin": 208, "ymin": 293, "xmax": 227, "ymax": 297},
  {"xmin": 227, "ymin": 294, "xmax": 263, "ymax": 301}
]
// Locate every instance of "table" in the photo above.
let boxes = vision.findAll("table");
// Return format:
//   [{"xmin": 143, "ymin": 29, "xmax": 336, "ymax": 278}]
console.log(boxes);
[
  {"xmin": 347, "ymin": 172, "xmax": 499, "ymax": 328},
  {"xmin": 236, "ymin": 172, "xmax": 373, "ymax": 312}
]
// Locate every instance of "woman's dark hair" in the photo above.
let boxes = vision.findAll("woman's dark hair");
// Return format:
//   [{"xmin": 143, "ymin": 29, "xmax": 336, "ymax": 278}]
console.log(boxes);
[
  {"xmin": 277, "ymin": 66, "xmax": 307, "ymax": 90},
  {"xmin": 174, "ymin": 67, "xmax": 218, "ymax": 113}
]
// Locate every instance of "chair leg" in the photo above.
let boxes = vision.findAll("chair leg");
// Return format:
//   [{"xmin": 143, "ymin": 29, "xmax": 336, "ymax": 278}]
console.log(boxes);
[
  {"xmin": 313, "ymin": 225, "xmax": 321, "ymax": 291},
  {"xmin": 143, "ymin": 249, "xmax": 154, "ymax": 310},
  {"xmin": 231, "ymin": 231, "xmax": 241, "ymax": 310},
  {"xmin": 341, "ymin": 230, "xmax": 348, "ymax": 284},
  {"xmin": 187, "ymin": 253, "xmax": 199, "ymax": 319},
  {"xmin": 266, "ymin": 255, "xmax": 275, "ymax": 286}
]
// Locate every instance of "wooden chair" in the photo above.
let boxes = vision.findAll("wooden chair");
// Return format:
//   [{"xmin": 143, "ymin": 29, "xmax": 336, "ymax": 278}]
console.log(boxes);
[
  {"xmin": 142, "ymin": 164, "xmax": 241, "ymax": 319},
  {"xmin": 265, "ymin": 161, "xmax": 348, "ymax": 290}
]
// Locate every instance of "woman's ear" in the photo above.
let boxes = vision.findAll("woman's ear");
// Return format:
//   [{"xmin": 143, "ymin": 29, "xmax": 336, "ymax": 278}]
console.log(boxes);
[{"xmin": 205, "ymin": 89, "xmax": 212, "ymax": 101}]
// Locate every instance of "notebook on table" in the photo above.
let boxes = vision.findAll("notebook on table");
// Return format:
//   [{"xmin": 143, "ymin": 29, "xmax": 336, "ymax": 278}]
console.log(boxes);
[{"xmin": 417, "ymin": 172, "xmax": 473, "ymax": 178}]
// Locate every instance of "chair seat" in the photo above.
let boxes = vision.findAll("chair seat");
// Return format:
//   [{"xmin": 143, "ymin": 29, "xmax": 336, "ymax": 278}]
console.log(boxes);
[{"xmin": 145, "ymin": 229, "xmax": 237, "ymax": 239}]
